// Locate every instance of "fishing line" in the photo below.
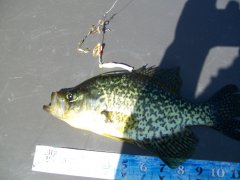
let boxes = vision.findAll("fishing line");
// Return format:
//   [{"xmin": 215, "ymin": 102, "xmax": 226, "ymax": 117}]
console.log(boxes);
[{"xmin": 78, "ymin": 0, "xmax": 135, "ymax": 72}]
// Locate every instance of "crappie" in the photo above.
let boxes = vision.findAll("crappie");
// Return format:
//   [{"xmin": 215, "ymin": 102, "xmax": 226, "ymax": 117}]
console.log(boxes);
[{"xmin": 43, "ymin": 66, "xmax": 240, "ymax": 168}]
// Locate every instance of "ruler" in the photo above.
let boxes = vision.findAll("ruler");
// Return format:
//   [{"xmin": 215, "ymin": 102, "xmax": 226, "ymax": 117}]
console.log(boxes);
[{"xmin": 32, "ymin": 145, "xmax": 240, "ymax": 180}]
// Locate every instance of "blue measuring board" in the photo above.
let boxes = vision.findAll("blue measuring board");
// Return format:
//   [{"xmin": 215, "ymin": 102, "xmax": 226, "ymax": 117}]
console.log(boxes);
[
  {"xmin": 32, "ymin": 146, "xmax": 240, "ymax": 180},
  {"xmin": 114, "ymin": 154, "xmax": 240, "ymax": 180}
]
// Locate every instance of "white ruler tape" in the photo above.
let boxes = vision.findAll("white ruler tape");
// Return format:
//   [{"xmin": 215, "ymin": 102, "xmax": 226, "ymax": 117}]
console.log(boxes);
[
  {"xmin": 32, "ymin": 145, "xmax": 240, "ymax": 179},
  {"xmin": 32, "ymin": 145, "xmax": 120, "ymax": 179}
]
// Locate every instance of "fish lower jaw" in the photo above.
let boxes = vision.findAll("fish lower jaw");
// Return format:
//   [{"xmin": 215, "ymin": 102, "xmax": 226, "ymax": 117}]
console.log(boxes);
[{"xmin": 43, "ymin": 105, "xmax": 50, "ymax": 112}]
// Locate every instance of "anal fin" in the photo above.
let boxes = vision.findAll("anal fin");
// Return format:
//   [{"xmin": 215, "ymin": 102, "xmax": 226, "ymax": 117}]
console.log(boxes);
[{"xmin": 136, "ymin": 128, "xmax": 198, "ymax": 168}]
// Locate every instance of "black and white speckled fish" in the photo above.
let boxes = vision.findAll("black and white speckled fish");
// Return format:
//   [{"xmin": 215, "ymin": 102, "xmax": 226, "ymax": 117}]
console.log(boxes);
[{"xmin": 43, "ymin": 66, "xmax": 240, "ymax": 168}]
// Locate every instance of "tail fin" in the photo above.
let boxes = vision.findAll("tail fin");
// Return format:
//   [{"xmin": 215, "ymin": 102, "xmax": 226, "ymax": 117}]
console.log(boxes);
[{"xmin": 208, "ymin": 85, "xmax": 240, "ymax": 140}]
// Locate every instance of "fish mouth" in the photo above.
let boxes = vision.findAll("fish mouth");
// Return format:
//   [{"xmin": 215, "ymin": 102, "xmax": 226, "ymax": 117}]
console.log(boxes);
[
  {"xmin": 43, "ymin": 92, "xmax": 68, "ymax": 118},
  {"xmin": 43, "ymin": 92, "xmax": 58, "ymax": 113}
]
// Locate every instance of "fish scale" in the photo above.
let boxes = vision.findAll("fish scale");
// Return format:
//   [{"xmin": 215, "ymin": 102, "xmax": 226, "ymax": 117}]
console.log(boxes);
[{"xmin": 81, "ymin": 70, "xmax": 219, "ymax": 146}]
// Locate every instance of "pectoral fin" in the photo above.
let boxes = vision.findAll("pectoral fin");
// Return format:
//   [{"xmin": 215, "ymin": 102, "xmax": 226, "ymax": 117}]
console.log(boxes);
[
  {"xmin": 135, "ymin": 128, "xmax": 198, "ymax": 168},
  {"xmin": 100, "ymin": 110, "xmax": 136, "ymax": 143},
  {"xmin": 101, "ymin": 110, "xmax": 136, "ymax": 132},
  {"xmin": 102, "ymin": 133, "xmax": 134, "ymax": 143}
]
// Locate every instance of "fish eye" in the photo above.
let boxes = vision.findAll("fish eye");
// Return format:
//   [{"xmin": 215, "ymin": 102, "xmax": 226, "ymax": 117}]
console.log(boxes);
[{"xmin": 66, "ymin": 93, "xmax": 73, "ymax": 101}]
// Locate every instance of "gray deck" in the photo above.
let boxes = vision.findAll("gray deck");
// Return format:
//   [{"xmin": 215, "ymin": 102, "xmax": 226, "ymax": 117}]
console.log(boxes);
[{"xmin": 0, "ymin": 0, "xmax": 240, "ymax": 179}]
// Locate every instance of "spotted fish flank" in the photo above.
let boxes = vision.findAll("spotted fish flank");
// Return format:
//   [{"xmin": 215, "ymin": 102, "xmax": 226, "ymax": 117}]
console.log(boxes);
[{"xmin": 43, "ymin": 66, "xmax": 240, "ymax": 168}]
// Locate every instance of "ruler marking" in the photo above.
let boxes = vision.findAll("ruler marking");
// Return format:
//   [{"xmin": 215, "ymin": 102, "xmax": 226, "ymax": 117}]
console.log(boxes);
[{"xmin": 32, "ymin": 145, "xmax": 240, "ymax": 179}]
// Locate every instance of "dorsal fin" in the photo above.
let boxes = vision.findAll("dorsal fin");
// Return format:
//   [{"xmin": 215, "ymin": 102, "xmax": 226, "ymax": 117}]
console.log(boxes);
[
  {"xmin": 100, "ymin": 66, "xmax": 182, "ymax": 95},
  {"xmin": 134, "ymin": 66, "xmax": 182, "ymax": 95}
]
